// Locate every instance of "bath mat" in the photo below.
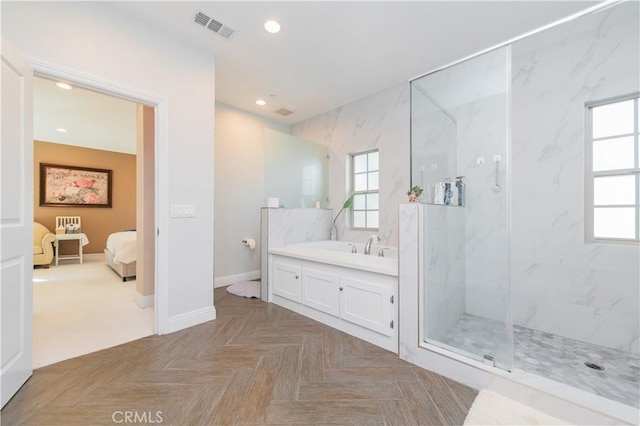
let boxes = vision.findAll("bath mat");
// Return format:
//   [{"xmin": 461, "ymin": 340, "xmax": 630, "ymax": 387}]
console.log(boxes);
[
  {"xmin": 464, "ymin": 389, "xmax": 568, "ymax": 425},
  {"xmin": 226, "ymin": 281, "xmax": 260, "ymax": 298}
]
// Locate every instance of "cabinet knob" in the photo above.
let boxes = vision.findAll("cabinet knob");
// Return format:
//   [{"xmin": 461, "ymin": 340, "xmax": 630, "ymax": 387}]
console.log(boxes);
[
  {"xmin": 339, "ymin": 287, "xmax": 343, "ymax": 291},
  {"xmin": 295, "ymin": 275, "xmax": 299, "ymax": 279}
]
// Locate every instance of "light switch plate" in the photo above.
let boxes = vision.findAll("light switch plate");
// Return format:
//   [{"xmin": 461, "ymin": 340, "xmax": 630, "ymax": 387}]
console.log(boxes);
[{"xmin": 171, "ymin": 204, "xmax": 196, "ymax": 218}]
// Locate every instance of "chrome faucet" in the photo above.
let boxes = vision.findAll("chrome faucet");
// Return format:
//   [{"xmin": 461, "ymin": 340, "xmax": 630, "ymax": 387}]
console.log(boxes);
[{"xmin": 364, "ymin": 234, "xmax": 380, "ymax": 255}]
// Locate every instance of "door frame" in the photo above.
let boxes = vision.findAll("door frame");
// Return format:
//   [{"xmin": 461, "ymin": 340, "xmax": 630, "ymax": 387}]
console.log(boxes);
[{"xmin": 27, "ymin": 57, "xmax": 169, "ymax": 334}]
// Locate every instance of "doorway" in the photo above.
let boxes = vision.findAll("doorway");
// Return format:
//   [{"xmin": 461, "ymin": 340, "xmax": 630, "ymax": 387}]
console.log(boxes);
[{"xmin": 31, "ymin": 72, "xmax": 158, "ymax": 366}]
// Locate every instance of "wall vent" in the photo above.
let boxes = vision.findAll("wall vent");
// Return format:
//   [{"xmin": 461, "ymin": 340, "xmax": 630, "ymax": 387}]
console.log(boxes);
[
  {"xmin": 275, "ymin": 108, "xmax": 294, "ymax": 116},
  {"xmin": 194, "ymin": 12, "xmax": 236, "ymax": 40}
]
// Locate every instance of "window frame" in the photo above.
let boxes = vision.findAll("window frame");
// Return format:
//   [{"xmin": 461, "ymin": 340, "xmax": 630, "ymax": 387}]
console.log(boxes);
[
  {"xmin": 585, "ymin": 93, "xmax": 640, "ymax": 244},
  {"xmin": 350, "ymin": 149, "xmax": 380, "ymax": 231}
]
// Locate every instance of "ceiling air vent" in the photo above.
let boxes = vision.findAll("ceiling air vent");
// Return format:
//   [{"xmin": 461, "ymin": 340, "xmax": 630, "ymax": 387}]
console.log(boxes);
[
  {"xmin": 275, "ymin": 108, "xmax": 294, "ymax": 117},
  {"xmin": 193, "ymin": 12, "xmax": 236, "ymax": 40}
]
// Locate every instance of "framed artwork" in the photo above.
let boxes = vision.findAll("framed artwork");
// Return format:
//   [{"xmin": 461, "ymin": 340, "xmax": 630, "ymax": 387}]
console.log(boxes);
[{"xmin": 40, "ymin": 163, "xmax": 112, "ymax": 208}]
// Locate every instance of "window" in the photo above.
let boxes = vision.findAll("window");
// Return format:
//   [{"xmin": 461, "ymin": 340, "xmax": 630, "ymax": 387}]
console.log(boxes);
[
  {"xmin": 351, "ymin": 150, "xmax": 379, "ymax": 230},
  {"xmin": 586, "ymin": 94, "xmax": 640, "ymax": 242}
]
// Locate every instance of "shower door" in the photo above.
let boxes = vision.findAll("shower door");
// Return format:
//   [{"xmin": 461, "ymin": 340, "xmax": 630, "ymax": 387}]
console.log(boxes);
[{"xmin": 411, "ymin": 46, "xmax": 512, "ymax": 371}]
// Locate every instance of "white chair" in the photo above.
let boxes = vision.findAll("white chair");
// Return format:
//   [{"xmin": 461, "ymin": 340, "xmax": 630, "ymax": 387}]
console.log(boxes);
[{"xmin": 55, "ymin": 216, "xmax": 81, "ymax": 231}]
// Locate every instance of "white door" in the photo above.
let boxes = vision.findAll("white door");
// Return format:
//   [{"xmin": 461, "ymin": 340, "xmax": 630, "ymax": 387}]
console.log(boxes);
[{"xmin": 1, "ymin": 38, "xmax": 34, "ymax": 408}]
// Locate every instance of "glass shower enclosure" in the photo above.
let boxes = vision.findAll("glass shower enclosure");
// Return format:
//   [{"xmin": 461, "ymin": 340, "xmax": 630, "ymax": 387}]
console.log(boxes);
[
  {"xmin": 410, "ymin": 1, "xmax": 639, "ymax": 409},
  {"xmin": 411, "ymin": 46, "xmax": 512, "ymax": 371}
]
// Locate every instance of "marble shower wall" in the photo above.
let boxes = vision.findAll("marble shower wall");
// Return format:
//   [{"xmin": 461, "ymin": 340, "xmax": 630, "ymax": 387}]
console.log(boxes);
[
  {"xmin": 422, "ymin": 204, "xmax": 466, "ymax": 342},
  {"xmin": 292, "ymin": 84, "xmax": 410, "ymax": 246},
  {"xmin": 510, "ymin": 2, "xmax": 640, "ymax": 355},
  {"xmin": 410, "ymin": 86, "xmax": 466, "ymax": 340},
  {"xmin": 410, "ymin": 86, "xmax": 457, "ymax": 201},
  {"xmin": 458, "ymin": 92, "xmax": 509, "ymax": 325},
  {"xmin": 412, "ymin": 46, "xmax": 511, "ymax": 329}
]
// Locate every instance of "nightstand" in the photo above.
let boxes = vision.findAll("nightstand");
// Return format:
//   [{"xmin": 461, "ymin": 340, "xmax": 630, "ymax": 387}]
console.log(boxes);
[{"xmin": 54, "ymin": 233, "xmax": 90, "ymax": 265}]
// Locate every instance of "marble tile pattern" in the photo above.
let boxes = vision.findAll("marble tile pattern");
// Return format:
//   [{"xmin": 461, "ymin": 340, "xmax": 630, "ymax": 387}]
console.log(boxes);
[
  {"xmin": 261, "ymin": 208, "xmax": 333, "ymax": 302},
  {"xmin": 398, "ymin": 204, "xmax": 494, "ymax": 391},
  {"xmin": 439, "ymin": 313, "xmax": 640, "ymax": 408},
  {"xmin": 409, "ymin": 1, "xmax": 640, "ymax": 354},
  {"xmin": 292, "ymin": 84, "xmax": 411, "ymax": 247},
  {"xmin": 410, "ymin": 86, "xmax": 457, "ymax": 202},
  {"xmin": 266, "ymin": 208, "xmax": 333, "ymax": 249},
  {"xmin": 423, "ymin": 204, "xmax": 466, "ymax": 342},
  {"xmin": 398, "ymin": 206, "xmax": 635, "ymax": 422},
  {"xmin": 398, "ymin": 204, "xmax": 422, "ymax": 363},
  {"xmin": 510, "ymin": 2, "xmax": 640, "ymax": 355}
]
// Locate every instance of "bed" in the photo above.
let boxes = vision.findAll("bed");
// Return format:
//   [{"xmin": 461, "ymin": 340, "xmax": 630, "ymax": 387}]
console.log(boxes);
[{"xmin": 105, "ymin": 231, "xmax": 137, "ymax": 282}]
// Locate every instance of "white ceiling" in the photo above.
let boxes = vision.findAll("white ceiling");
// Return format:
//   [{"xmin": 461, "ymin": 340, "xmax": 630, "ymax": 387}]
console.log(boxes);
[
  {"xmin": 33, "ymin": 1, "xmax": 599, "ymax": 152},
  {"xmin": 33, "ymin": 77, "xmax": 137, "ymax": 154},
  {"xmin": 109, "ymin": 1, "xmax": 597, "ymax": 125}
]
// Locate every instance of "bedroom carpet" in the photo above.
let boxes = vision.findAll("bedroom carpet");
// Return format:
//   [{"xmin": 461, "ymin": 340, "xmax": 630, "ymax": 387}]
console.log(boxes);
[{"xmin": 33, "ymin": 254, "xmax": 154, "ymax": 368}]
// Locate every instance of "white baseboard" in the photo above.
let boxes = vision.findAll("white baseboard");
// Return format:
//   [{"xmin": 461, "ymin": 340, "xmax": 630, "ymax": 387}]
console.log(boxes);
[
  {"xmin": 134, "ymin": 292, "xmax": 154, "ymax": 308},
  {"xmin": 166, "ymin": 306, "xmax": 216, "ymax": 334},
  {"xmin": 214, "ymin": 270, "xmax": 260, "ymax": 288}
]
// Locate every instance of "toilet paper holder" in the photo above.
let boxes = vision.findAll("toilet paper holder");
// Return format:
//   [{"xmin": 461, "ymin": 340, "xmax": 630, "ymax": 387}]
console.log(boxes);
[{"xmin": 242, "ymin": 239, "xmax": 256, "ymax": 249}]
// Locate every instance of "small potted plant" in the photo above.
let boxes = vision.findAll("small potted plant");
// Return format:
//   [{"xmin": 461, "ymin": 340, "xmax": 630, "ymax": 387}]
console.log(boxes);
[{"xmin": 407, "ymin": 185, "xmax": 423, "ymax": 203}]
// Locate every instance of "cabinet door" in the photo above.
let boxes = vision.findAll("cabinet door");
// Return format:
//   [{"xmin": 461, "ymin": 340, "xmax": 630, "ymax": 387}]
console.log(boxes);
[
  {"xmin": 272, "ymin": 261, "xmax": 301, "ymax": 303},
  {"xmin": 339, "ymin": 277, "xmax": 393, "ymax": 336},
  {"xmin": 302, "ymin": 269, "xmax": 340, "ymax": 317}
]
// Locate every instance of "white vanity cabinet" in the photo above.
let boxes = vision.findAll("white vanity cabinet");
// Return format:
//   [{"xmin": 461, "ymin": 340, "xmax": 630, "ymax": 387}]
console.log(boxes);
[
  {"xmin": 269, "ymin": 254, "xmax": 398, "ymax": 353},
  {"xmin": 339, "ymin": 277, "xmax": 393, "ymax": 337},
  {"xmin": 272, "ymin": 260, "xmax": 302, "ymax": 303},
  {"xmin": 302, "ymin": 268, "xmax": 340, "ymax": 317}
]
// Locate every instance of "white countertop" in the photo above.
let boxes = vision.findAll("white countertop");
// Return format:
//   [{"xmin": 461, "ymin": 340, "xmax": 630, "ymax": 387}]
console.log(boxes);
[{"xmin": 269, "ymin": 245, "xmax": 398, "ymax": 276}]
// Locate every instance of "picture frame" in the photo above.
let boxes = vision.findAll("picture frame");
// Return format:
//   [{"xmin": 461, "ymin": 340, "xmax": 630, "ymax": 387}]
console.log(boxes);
[{"xmin": 40, "ymin": 163, "xmax": 112, "ymax": 208}]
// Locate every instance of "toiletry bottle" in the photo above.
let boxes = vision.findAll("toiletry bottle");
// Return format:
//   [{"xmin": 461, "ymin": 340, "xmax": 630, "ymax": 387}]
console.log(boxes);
[
  {"xmin": 456, "ymin": 177, "xmax": 465, "ymax": 207},
  {"xmin": 444, "ymin": 182, "xmax": 452, "ymax": 205}
]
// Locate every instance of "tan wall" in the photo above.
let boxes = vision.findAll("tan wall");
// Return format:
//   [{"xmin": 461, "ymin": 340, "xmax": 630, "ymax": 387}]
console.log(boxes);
[
  {"xmin": 34, "ymin": 140, "xmax": 136, "ymax": 254},
  {"xmin": 136, "ymin": 105, "xmax": 155, "ymax": 297}
]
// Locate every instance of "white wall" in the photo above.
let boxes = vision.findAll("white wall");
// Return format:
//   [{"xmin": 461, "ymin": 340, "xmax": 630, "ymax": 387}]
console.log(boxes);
[
  {"xmin": 33, "ymin": 76, "xmax": 137, "ymax": 154},
  {"xmin": 510, "ymin": 2, "xmax": 640, "ymax": 354},
  {"xmin": 2, "ymin": 2, "xmax": 216, "ymax": 330},
  {"xmin": 214, "ymin": 103, "xmax": 289, "ymax": 284},
  {"xmin": 292, "ymin": 84, "xmax": 411, "ymax": 246}
]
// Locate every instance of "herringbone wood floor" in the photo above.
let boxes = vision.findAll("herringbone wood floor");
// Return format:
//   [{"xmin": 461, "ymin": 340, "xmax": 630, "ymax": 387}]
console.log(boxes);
[{"xmin": 2, "ymin": 288, "xmax": 477, "ymax": 425}]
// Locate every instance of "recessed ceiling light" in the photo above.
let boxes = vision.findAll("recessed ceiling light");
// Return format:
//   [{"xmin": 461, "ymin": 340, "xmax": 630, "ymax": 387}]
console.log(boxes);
[
  {"xmin": 256, "ymin": 99, "xmax": 266, "ymax": 106},
  {"xmin": 56, "ymin": 128, "xmax": 68, "ymax": 133},
  {"xmin": 264, "ymin": 20, "xmax": 281, "ymax": 34},
  {"xmin": 56, "ymin": 82, "xmax": 72, "ymax": 90}
]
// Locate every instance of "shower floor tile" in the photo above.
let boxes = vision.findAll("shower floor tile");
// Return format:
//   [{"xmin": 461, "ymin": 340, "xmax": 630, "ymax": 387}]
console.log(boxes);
[{"xmin": 437, "ymin": 314, "xmax": 640, "ymax": 408}]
